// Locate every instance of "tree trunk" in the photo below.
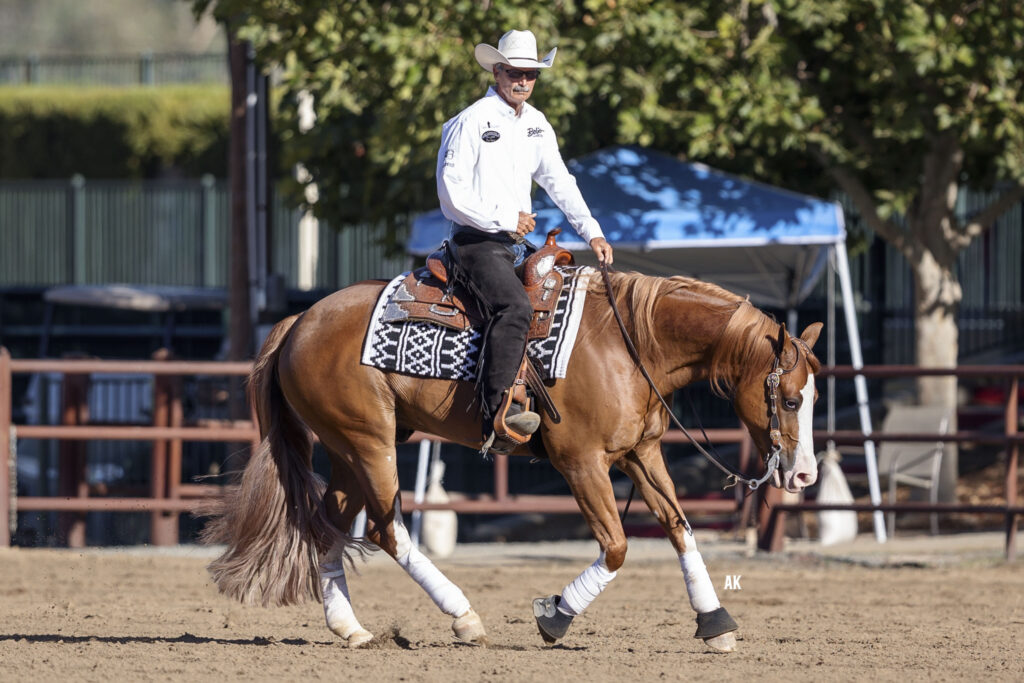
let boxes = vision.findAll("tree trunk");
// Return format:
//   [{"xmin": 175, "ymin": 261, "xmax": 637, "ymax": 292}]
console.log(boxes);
[
  {"xmin": 228, "ymin": 35, "xmax": 250, "ymax": 365},
  {"xmin": 226, "ymin": 33, "xmax": 252, "ymax": 456},
  {"xmin": 910, "ymin": 248, "xmax": 961, "ymax": 501}
]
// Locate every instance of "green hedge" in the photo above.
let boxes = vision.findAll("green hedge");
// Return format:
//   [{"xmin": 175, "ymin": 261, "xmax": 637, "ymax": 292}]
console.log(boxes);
[{"xmin": 0, "ymin": 85, "xmax": 231, "ymax": 178}]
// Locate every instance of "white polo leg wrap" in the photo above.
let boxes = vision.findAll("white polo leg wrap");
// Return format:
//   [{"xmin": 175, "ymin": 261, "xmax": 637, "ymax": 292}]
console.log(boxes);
[
  {"xmin": 558, "ymin": 552, "xmax": 618, "ymax": 617},
  {"xmin": 678, "ymin": 532, "xmax": 720, "ymax": 613},
  {"xmin": 393, "ymin": 521, "xmax": 471, "ymax": 618},
  {"xmin": 319, "ymin": 558, "xmax": 365, "ymax": 639}
]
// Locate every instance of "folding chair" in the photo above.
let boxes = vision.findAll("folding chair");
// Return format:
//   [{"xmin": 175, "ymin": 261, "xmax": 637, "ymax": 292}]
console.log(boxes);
[{"xmin": 877, "ymin": 405, "xmax": 950, "ymax": 537}]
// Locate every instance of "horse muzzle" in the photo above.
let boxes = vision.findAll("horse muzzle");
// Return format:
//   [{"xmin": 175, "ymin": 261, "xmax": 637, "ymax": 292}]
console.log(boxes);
[{"xmin": 781, "ymin": 447, "xmax": 818, "ymax": 492}]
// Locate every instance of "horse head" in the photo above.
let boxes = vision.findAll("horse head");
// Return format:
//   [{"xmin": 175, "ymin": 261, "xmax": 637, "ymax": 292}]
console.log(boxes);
[{"xmin": 731, "ymin": 322, "xmax": 823, "ymax": 493}]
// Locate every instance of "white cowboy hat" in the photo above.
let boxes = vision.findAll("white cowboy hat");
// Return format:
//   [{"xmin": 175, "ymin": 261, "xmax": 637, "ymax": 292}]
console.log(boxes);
[{"xmin": 474, "ymin": 30, "xmax": 557, "ymax": 72}]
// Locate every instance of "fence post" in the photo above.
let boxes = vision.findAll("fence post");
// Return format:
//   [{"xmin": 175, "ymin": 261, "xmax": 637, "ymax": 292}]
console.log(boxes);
[
  {"xmin": 0, "ymin": 348, "xmax": 11, "ymax": 546},
  {"xmin": 25, "ymin": 54, "xmax": 38, "ymax": 84},
  {"xmin": 200, "ymin": 174, "xmax": 218, "ymax": 287},
  {"xmin": 58, "ymin": 367, "xmax": 89, "ymax": 547},
  {"xmin": 167, "ymin": 367, "xmax": 183, "ymax": 537},
  {"xmin": 757, "ymin": 484, "xmax": 787, "ymax": 552},
  {"xmin": 139, "ymin": 51, "xmax": 154, "ymax": 85},
  {"xmin": 70, "ymin": 175, "xmax": 86, "ymax": 285},
  {"xmin": 494, "ymin": 453, "xmax": 508, "ymax": 504},
  {"xmin": 737, "ymin": 432, "xmax": 757, "ymax": 528},
  {"xmin": 1006, "ymin": 376, "xmax": 1019, "ymax": 561},
  {"xmin": 150, "ymin": 349, "xmax": 176, "ymax": 546}
]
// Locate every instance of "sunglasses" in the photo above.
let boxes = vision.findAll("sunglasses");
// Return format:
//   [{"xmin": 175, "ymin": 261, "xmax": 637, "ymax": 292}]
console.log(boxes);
[{"xmin": 501, "ymin": 67, "xmax": 540, "ymax": 81}]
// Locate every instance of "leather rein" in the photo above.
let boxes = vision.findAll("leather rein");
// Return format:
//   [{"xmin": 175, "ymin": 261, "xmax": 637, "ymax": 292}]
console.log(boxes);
[{"xmin": 599, "ymin": 263, "xmax": 800, "ymax": 491}]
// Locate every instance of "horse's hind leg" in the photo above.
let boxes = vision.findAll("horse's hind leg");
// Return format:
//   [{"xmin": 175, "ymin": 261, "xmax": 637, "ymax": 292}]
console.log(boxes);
[
  {"xmin": 319, "ymin": 450, "xmax": 373, "ymax": 648},
  {"xmin": 616, "ymin": 440, "xmax": 738, "ymax": 652},
  {"xmin": 342, "ymin": 438, "xmax": 487, "ymax": 645}
]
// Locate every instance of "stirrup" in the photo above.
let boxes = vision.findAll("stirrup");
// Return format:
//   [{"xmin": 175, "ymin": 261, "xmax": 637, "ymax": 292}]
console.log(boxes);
[{"xmin": 493, "ymin": 385, "xmax": 537, "ymax": 444}]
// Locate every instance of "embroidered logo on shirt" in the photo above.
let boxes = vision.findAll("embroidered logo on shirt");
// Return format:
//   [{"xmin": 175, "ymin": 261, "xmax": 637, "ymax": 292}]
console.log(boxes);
[
  {"xmin": 482, "ymin": 130, "xmax": 500, "ymax": 142},
  {"xmin": 527, "ymin": 127, "xmax": 544, "ymax": 138},
  {"xmin": 443, "ymin": 148, "xmax": 455, "ymax": 168}
]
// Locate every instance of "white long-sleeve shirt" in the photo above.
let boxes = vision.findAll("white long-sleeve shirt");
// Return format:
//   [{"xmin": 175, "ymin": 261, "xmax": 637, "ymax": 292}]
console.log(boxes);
[{"xmin": 436, "ymin": 87, "xmax": 604, "ymax": 244}]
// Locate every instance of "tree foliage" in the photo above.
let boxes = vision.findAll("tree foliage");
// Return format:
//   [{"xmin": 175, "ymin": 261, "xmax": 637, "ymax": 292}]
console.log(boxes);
[
  {"xmin": 193, "ymin": 0, "xmax": 723, "ymax": 232},
  {"xmin": 689, "ymin": 0, "xmax": 1024, "ymax": 262},
  {"xmin": 0, "ymin": 85, "xmax": 230, "ymax": 178},
  {"xmin": 195, "ymin": 1, "xmax": 1023, "ymax": 244}
]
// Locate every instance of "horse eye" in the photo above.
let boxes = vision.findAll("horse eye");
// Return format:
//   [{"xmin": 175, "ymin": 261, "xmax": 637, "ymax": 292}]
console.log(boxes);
[{"xmin": 784, "ymin": 398, "xmax": 800, "ymax": 411}]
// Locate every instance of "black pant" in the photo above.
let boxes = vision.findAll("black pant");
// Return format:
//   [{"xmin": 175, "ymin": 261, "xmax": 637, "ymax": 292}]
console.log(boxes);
[{"xmin": 451, "ymin": 229, "xmax": 532, "ymax": 432}]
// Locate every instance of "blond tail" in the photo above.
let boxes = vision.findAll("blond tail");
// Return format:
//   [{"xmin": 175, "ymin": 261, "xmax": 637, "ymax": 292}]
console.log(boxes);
[{"xmin": 199, "ymin": 314, "xmax": 354, "ymax": 606}]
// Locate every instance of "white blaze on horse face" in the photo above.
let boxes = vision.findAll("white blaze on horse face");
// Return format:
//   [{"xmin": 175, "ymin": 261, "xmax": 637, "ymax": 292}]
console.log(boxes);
[{"xmin": 784, "ymin": 373, "xmax": 818, "ymax": 492}]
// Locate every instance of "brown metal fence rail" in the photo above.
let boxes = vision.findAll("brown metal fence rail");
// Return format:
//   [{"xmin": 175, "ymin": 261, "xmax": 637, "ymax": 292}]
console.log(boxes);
[
  {"xmin": 0, "ymin": 348, "xmax": 750, "ymax": 548},
  {"xmin": 0, "ymin": 350, "xmax": 259, "ymax": 547},
  {"xmin": 1, "ymin": 349, "xmax": 1020, "ymax": 558},
  {"xmin": 762, "ymin": 365, "xmax": 1023, "ymax": 560}
]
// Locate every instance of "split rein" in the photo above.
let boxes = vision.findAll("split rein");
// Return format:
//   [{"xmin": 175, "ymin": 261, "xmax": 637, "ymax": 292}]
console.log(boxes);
[{"xmin": 598, "ymin": 263, "xmax": 784, "ymax": 492}]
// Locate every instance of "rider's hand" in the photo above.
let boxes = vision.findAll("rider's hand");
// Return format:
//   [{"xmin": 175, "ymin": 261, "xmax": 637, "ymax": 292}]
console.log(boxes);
[
  {"xmin": 516, "ymin": 212, "xmax": 536, "ymax": 238},
  {"xmin": 589, "ymin": 237, "xmax": 613, "ymax": 265}
]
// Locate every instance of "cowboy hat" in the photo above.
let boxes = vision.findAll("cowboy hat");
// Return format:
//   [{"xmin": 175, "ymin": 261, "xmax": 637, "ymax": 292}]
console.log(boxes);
[{"xmin": 474, "ymin": 30, "xmax": 557, "ymax": 71}]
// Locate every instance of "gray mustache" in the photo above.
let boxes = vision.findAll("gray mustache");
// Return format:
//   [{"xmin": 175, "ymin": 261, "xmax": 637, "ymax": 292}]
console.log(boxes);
[{"xmin": 513, "ymin": 85, "xmax": 530, "ymax": 93}]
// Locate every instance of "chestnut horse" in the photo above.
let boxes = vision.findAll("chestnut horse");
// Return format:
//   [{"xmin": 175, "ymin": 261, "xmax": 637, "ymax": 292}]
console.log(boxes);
[{"xmin": 202, "ymin": 268, "xmax": 822, "ymax": 651}]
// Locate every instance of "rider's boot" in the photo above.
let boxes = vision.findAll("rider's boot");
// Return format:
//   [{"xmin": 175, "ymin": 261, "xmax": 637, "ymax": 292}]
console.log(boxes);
[
  {"xmin": 504, "ymin": 401, "xmax": 540, "ymax": 436},
  {"xmin": 481, "ymin": 385, "xmax": 540, "ymax": 453}
]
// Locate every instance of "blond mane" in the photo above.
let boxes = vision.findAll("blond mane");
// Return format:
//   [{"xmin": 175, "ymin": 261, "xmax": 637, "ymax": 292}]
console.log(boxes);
[
  {"xmin": 588, "ymin": 269, "xmax": 814, "ymax": 396},
  {"xmin": 706, "ymin": 301, "xmax": 782, "ymax": 396},
  {"xmin": 589, "ymin": 271, "xmax": 744, "ymax": 364}
]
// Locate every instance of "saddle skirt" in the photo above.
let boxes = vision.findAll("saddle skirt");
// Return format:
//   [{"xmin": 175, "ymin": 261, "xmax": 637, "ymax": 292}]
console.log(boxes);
[{"xmin": 361, "ymin": 264, "xmax": 594, "ymax": 382}]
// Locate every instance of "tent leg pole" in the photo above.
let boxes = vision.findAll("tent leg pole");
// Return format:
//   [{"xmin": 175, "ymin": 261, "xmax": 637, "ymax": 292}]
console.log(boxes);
[{"xmin": 834, "ymin": 243, "xmax": 887, "ymax": 543}]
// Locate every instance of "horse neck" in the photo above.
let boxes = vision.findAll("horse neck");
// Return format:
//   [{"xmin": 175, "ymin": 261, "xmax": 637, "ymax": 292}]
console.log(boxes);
[{"xmin": 647, "ymin": 285, "xmax": 741, "ymax": 392}]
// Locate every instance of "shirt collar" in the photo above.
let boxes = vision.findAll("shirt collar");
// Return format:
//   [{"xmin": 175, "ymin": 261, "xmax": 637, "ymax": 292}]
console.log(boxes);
[{"xmin": 485, "ymin": 86, "xmax": 531, "ymax": 118}]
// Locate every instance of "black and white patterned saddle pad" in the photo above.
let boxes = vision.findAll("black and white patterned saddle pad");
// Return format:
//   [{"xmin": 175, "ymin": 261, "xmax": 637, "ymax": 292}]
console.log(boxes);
[{"xmin": 360, "ymin": 266, "xmax": 594, "ymax": 381}]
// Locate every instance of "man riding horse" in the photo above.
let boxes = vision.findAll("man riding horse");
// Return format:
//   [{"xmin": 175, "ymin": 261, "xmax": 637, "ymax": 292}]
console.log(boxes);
[
  {"xmin": 436, "ymin": 29, "xmax": 614, "ymax": 450},
  {"xmin": 201, "ymin": 27, "xmax": 824, "ymax": 653}
]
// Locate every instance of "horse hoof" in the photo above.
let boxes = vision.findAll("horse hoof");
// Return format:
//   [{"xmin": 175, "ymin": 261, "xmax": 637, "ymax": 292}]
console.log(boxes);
[
  {"xmin": 703, "ymin": 631, "xmax": 738, "ymax": 652},
  {"xmin": 453, "ymin": 609, "xmax": 487, "ymax": 644},
  {"xmin": 533, "ymin": 595, "xmax": 573, "ymax": 644},
  {"xmin": 346, "ymin": 628, "xmax": 374, "ymax": 648}
]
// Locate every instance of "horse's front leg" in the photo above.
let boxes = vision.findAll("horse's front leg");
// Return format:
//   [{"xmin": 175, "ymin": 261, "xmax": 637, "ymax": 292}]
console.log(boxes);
[
  {"xmin": 616, "ymin": 441, "xmax": 739, "ymax": 652},
  {"xmin": 533, "ymin": 463, "xmax": 626, "ymax": 644}
]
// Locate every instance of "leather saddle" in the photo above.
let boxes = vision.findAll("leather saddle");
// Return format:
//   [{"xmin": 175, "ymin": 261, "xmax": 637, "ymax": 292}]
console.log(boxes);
[
  {"xmin": 382, "ymin": 228, "xmax": 575, "ymax": 339},
  {"xmin": 382, "ymin": 229, "xmax": 575, "ymax": 451}
]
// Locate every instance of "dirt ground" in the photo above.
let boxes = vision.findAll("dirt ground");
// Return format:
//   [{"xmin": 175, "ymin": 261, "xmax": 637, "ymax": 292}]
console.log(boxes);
[{"xmin": 1, "ymin": 536, "xmax": 1022, "ymax": 682}]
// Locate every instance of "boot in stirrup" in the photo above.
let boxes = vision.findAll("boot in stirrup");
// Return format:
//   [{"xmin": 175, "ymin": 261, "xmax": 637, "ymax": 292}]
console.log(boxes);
[
  {"xmin": 495, "ymin": 380, "xmax": 539, "ymax": 441},
  {"xmin": 481, "ymin": 384, "xmax": 539, "ymax": 455},
  {"xmin": 480, "ymin": 402, "xmax": 540, "ymax": 455},
  {"xmin": 504, "ymin": 401, "xmax": 540, "ymax": 436}
]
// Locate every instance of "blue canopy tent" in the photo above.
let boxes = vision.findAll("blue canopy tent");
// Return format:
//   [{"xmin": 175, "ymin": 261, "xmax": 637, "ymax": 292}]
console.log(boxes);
[
  {"xmin": 409, "ymin": 145, "xmax": 887, "ymax": 542},
  {"xmin": 410, "ymin": 146, "xmax": 843, "ymax": 308}
]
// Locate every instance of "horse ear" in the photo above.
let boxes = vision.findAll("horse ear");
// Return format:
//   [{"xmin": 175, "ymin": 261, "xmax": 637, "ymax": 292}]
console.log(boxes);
[
  {"xmin": 800, "ymin": 322, "xmax": 824, "ymax": 350},
  {"xmin": 775, "ymin": 323, "xmax": 787, "ymax": 355}
]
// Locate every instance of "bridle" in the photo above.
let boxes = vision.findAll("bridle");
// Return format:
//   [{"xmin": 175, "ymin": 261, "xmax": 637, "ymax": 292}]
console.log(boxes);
[
  {"xmin": 762, "ymin": 326, "xmax": 804, "ymax": 488},
  {"xmin": 600, "ymin": 263, "xmax": 804, "ymax": 491}
]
